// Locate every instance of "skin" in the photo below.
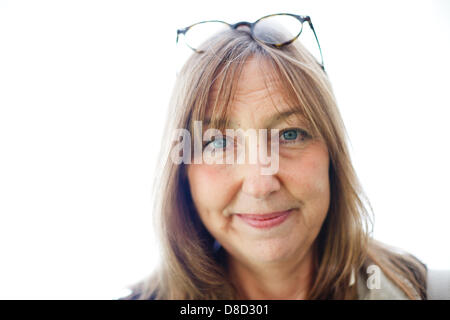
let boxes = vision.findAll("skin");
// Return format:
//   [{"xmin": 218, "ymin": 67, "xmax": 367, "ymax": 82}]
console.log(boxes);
[{"xmin": 186, "ymin": 57, "xmax": 331, "ymax": 299}]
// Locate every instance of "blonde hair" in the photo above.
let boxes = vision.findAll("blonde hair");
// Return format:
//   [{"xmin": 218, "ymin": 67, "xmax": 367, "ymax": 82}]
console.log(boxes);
[{"xmin": 125, "ymin": 27, "xmax": 426, "ymax": 300}]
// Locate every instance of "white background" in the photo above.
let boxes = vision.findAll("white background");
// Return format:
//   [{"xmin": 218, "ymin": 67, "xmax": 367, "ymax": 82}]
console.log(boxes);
[{"xmin": 0, "ymin": 0, "xmax": 449, "ymax": 299}]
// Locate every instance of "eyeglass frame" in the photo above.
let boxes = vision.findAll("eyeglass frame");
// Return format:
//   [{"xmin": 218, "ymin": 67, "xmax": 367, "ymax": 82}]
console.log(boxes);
[{"xmin": 176, "ymin": 13, "xmax": 325, "ymax": 72}]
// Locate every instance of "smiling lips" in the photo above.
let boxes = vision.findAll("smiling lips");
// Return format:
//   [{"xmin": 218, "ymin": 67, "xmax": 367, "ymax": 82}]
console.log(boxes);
[{"xmin": 235, "ymin": 209, "xmax": 293, "ymax": 229}]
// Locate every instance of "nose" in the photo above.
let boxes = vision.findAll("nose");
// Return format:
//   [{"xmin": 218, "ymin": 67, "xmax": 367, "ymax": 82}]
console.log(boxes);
[{"xmin": 241, "ymin": 165, "xmax": 281, "ymax": 200}]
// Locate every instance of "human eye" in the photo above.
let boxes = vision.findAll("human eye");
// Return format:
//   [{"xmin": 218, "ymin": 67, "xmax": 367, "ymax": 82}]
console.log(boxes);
[
  {"xmin": 203, "ymin": 136, "xmax": 233, "ymax": 150},
  {"xmin": 279, "ymin": 128, "xmax": 310, "ymax": 144}
]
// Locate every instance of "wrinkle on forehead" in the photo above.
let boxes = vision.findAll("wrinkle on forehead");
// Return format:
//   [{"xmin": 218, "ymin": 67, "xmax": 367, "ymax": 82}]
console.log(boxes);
[{"xmin": 204, "ymin": 56, "xmax": 307, "ymax": 132}]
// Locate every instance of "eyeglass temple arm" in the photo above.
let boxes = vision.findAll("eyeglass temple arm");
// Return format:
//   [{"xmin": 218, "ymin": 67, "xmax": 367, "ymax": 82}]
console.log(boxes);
[
  {"xmin": 304, "ymin": 17, "xmax": 325, "ymax": 71},
  {"xmin": 176, "ymin": 28, "xmax": 186, "ymax": 44}
]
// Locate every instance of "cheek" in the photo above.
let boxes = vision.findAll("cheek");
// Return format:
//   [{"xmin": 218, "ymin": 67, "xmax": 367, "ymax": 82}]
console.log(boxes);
[
  {"xmin": 187, "ymin": 164, "xmax": 236, "ymax": 213},
  {"xmin": 302, "ymin": 158, "xmax": 330, "ymax": 198},
  {"xmin": 280, "ymin": 145, "xmax": 330, "ymax": 208}
]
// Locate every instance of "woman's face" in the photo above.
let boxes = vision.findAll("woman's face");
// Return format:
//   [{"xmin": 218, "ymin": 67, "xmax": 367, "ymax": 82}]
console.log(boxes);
[{"xmin": 186, "ymin": 57, "xmax": 330, "ymax": 267}]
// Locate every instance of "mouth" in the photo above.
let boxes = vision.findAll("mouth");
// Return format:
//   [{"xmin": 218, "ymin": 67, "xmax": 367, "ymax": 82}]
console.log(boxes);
[{"xmin": 235, "ymin": 209, "xmax": 294, "ymax": 229}]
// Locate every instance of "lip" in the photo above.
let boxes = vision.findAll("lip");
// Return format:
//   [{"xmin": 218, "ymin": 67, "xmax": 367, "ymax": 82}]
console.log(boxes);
[{"xmin": 235, "ymin": 209, "xmax": 293, "ymax": 229}]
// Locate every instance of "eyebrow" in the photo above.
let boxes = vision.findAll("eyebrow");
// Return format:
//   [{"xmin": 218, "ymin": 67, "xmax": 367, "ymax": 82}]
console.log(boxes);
[{"xmin": 204, "ymin": 110, "xmax": 306, "ymax": 128}]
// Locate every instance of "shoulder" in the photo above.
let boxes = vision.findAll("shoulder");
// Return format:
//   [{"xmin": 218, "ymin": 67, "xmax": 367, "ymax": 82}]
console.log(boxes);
[
  {"xmin": 116, "ymin": 286, "xmax": 158, "ymax": 300},
  {"xmin": 360, "ymin": 240, "xmax": 428, "ymax": 300},
  {"xmin": 117, "ymin": 283, "xmax": 157, "ymax": 300},
  {"xmin": 116, "ymin": 274, "xmax": 160, "ymax": 300},
  {"xmin": 356, "ymin": 266, "xmax": 412, "ymax": 300},
  {"xmin": 116, "ymin": 289, "xmax": 143, "ymax": 300},
  {"xmin": 427, "ymin": 269, "xmax": 450, "ymax": 300}
]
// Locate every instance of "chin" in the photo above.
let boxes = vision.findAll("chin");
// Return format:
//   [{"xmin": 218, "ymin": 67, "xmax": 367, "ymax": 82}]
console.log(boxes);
[{"xmin": 242, "ymin": 238, "xmax": 297, "ymax": 264}]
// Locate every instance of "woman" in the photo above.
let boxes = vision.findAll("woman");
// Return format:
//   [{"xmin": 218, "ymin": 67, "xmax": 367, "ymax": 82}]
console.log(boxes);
[{"xmin": 121, "ymin": 14, "xmax": 427, "ymax": 300}]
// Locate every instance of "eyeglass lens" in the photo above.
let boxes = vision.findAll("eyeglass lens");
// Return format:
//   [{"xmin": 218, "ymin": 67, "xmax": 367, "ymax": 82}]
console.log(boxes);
[{"xmin": 180, "ymin": 14, "xmax": 322, "ymax": 68}]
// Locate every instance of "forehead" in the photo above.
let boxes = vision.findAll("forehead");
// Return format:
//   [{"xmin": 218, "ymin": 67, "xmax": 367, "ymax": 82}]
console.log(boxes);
[
  {"xmin": 205, "ymin": 57, "xmax": 306, "ymax": 127},
  {"xmin": 208, "ymin": 57, "xmax": 283, "ymax": 107}
]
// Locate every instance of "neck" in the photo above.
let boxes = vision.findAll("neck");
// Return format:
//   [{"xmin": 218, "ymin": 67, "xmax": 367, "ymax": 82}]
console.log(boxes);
[{"xmin": 227, "ymin": 243, "xmax": 317, "ymax": 300}]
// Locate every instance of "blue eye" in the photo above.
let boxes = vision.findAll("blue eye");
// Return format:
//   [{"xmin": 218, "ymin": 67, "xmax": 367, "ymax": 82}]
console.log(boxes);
[
  {"xmin": 282, "ymin": 129, "xmax": 298, "ymax": 140},
  {"xmin": 280, "ymin": 128, "xmax": 309, "ymax": 144},
  {"xmin": 204, "ymin": 137, "xmax": 229, "ymax": 150},
  {"xmin": 212, "ymin": 138, "xmax": 227, "ymax": 149}
]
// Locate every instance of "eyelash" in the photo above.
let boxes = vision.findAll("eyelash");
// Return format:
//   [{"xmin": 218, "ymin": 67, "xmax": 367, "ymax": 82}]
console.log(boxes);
[
  {"xmin": 279, "ymin": 127, "xmax": 311, "ymax": 144},
  {"xmin": 203, "ymin": 137, "xmax": 230, "ymax": 150},
  {"xmin": 203, "ymin": 128, "xmax": 310, "ymax": 149}
]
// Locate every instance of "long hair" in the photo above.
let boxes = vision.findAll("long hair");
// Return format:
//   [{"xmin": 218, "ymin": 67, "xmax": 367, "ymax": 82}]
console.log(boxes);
[{"xmin": 126, "ymin": 27, "xmax": 426, "ymax": 300}]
